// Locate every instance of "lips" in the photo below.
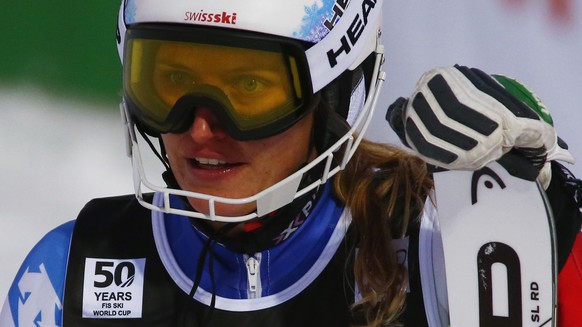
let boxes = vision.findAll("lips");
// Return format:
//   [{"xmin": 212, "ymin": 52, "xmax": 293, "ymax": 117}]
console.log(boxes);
[
  {"xmin": 191, "ymin": 157, "xmax": 241, "ymax": 170},
  {"xmin": 195, "ymin": 157, "xmax": 227, "ymax": 166}
]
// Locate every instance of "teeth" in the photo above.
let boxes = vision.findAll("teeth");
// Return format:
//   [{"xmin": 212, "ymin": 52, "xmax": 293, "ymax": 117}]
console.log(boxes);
[{"xmin": 195, "ymin": 157, "xmax": 227, "ymax": 165}]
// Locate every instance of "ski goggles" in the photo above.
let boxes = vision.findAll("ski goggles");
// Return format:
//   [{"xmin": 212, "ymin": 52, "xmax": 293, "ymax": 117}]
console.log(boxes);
[{"xmin": 122, "ymin": 24, "xmax": 317, "ymax": 140}]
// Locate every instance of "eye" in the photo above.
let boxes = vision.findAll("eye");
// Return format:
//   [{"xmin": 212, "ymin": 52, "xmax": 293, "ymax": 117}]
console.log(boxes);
[
  {"xmin": 169, "ymin": 71, "xmax": 194, "ymax": 86},
  {"xmin": 233, "ymin": 76, "xmax": 270, "ymax": 96},
  {"xmin": 234, "ymin": 76, "xmax": 264, "ymax": 93},
  {"xmin": 240, "ymin": 78, "xmax": 259, "ymax": 92}
]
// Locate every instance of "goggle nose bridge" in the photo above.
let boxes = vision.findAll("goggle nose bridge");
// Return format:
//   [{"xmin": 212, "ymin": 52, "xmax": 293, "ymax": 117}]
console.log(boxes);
[{"xmin": 164, "ymin": 88, "xmax": 238, "ymax": 135}]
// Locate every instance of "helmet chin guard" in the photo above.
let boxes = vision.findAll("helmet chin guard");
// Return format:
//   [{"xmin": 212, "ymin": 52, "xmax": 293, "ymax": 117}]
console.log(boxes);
[{"xmin": 118, "ymin": 0, "xmax": 386, "ymax": 222}]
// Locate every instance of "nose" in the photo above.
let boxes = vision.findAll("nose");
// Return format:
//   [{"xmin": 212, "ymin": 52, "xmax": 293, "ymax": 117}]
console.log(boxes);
[{"xmin": 189, "ymin": 107, "xmax": 228, "ymax": 143}]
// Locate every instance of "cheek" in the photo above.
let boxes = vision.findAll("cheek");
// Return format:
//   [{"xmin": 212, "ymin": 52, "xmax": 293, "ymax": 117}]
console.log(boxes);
[
  {"xmin": 255, "ymin": 118, "xmax": 314, "ymax": 176},
  {"xmin": 160, "ymin": 133, "xmax": 175, "ymax": 147},
  {"xmin": 160, "ymin": 134, "xmax": 183, "ymax": 165}
]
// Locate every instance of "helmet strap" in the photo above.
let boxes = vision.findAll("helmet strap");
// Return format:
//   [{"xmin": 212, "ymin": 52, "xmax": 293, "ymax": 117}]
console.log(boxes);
[{"xmin": 314, "ymin": 66, "xmax": 364, "ymax": 153}]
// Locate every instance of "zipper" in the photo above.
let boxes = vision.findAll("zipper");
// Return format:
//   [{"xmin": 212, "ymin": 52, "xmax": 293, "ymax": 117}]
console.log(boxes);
[{"xmin": 244, "ymin": 253, "xmax": 262, "ymax": 299}]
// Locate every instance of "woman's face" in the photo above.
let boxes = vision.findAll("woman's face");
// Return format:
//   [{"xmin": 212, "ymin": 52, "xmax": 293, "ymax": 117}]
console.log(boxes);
[{"xmin": 157, "ymin": 42, "xmax": 316, "ymax": 217}]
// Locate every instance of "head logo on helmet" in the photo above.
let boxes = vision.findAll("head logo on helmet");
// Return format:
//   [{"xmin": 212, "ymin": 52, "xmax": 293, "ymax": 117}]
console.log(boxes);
[
  {"xmin": 324, "ymin": 0, "xmax": 378, "ymax": 68},
  {"xmin": 324, "ymin": 0, "xmax": 348, "ymax": 31}
]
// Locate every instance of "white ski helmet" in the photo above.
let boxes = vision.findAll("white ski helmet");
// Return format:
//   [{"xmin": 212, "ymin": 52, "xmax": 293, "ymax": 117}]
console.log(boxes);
[{"xmin": 117, "ymin": 0, "xmax": 386, "ymax": 222}]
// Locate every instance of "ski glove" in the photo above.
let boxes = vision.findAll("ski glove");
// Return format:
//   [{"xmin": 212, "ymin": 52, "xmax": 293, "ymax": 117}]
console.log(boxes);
[{"xmin": 387, "ymin": 65, "xmax": 574, "ymax": 186}]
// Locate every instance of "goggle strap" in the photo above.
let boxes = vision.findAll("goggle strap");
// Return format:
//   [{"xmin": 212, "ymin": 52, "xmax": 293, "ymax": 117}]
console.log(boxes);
[{"xmin": 314, "ymin": 111, "xmax": 351, "ymax": 154}]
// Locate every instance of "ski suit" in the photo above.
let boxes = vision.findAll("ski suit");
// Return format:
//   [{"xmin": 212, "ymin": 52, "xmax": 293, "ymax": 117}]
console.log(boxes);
[{"xmin": 1, "ymin": 163, "xmax": 581, "ymax": 326}]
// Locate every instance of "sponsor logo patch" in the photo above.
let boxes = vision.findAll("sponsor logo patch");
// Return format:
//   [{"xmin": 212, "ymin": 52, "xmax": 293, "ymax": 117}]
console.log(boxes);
[
  {"xmin": 82, "ymin": 258, "xmax": 146, "ymax": 319},
  {"xmin": 184, "ymin": 10, "xmax": 238, "ymax": 25}
]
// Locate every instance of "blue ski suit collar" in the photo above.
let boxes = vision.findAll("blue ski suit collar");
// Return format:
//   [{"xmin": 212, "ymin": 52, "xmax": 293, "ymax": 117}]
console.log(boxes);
[{"xmin": 150, "ymin": 183, "xmax": 350, "ymax": 310}]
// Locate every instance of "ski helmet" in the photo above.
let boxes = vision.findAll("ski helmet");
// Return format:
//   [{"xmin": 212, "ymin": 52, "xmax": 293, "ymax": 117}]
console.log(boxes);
[{"xmin": 117, "ymin": 0, "xmax": 386, "ymax": 222}]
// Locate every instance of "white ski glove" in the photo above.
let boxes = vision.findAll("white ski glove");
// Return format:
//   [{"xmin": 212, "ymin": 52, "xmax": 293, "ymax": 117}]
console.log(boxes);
[{"xmin": 387, "ymin": 65, "xmax": 575, "ymax": 187}]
